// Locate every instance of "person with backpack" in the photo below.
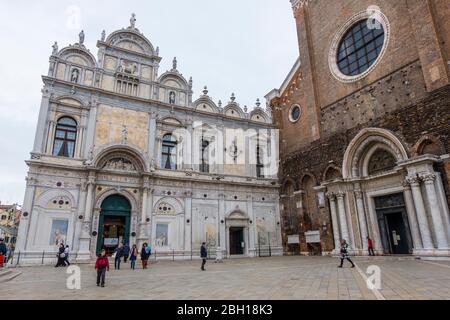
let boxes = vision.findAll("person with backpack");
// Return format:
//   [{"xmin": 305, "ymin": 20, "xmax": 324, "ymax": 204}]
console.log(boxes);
[
  {"xmin": 338, "ymin": 239, "xmax": 355, "ymax": 268},
  {"xmin": 122, "ymin": 243, "xmax": 130, "ymax": 263},
  {"xmin": 95, "ymin": 249, "xmax": 110, "ymax": 287},
  {"xmin": 200, "ymin": 242, "xmax": 207, "ymax": 271},
  {"xmin": 113, "ymin": 243, "xmax": 123, "ymax": 270},
  {"xmin": 129, "ymin": 244, "xmax": 138, "ymax": 270}
]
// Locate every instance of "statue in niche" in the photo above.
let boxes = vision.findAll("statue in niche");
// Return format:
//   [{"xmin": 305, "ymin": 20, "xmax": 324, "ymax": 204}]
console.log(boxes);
[
  {"xmin": 150, "ymin": 158, "xmax": 156, "ymax": 172},
  {"xmin": 121, "ymin": 125, "xmax": 128, "ymax": 144},
  {"xmin": 79, "ymin": 30, "xmax": 85, "ymax": 45},
  {"xmin": 169, "ymin": 91, "xmax": 176, "ymax": 104},
  {"xmin": 133, "ymin": 63, "xmax": 138, "ymax": 75},
  {"xmin": 52, "ymin": 42, "xmax": 58, "ymax": 55},
  {"xmin": 70, "ymin": 69, "xmax": 79, "ymax": 83}
]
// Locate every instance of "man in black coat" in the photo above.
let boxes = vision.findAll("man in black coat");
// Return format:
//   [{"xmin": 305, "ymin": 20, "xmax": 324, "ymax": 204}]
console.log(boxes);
[{"xmin": 200, "ymin": 242, "xmax": 207, "ymax": 271}]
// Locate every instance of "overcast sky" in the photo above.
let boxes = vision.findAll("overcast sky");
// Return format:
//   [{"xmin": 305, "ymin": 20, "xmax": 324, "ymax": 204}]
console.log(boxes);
[{"xmin": 0, "ymin": 0, "xmax": 298, "ymax": 205}]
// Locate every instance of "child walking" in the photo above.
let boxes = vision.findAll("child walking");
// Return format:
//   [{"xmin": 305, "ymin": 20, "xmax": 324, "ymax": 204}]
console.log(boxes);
[{"xmin": 95, "ymin": 249, "xmax": 110, "ymax": 287}]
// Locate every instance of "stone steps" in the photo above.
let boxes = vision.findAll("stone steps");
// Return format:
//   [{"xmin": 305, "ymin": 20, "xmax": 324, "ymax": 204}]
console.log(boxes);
[{"xmin": 0, "ymin": 268, "xmax": 22, "ymax": 283}]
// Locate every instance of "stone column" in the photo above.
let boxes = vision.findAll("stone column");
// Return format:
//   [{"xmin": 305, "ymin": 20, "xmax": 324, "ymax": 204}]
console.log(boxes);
[
  {"xmin": 146, "ymin": 188, "xmax": 154, "ymax": 242},
  {"xmin": 421, "ymin": 173, "xmax": 449, "ymax": 249},
  {"xmin": 407, "ymin": 176, "xmax": 434, "ymax": 250},
  {"xmin": 78, "ymin": 175, "xmax": 95, "ymax": 259},
  {"xmin": 82, "ymin": 102, "xmax": 98, "ymax": 158},
  {"xmin": 138, "ymin": 186, "xmax": 148, "ymax": 242},
  {"xmin": 148, "ymin": 112, "xmax": 157, "ymax": 163},
  {"xmin": 184, "ymin": 191, "xmax": 193, "ymax": 254},
  {"xmin": 185, "ymin": 122, "xmax": 193, "ymax": 170},
  {"xmin": 32, "ymin": 91, "xmax": 51, "ymax": 154},
  {"xmin": 15, "ymin": 177, "xmax": 36, "ymax": 254},
  {"xmin": 247, "ymin": 194, "xmax": 256, "ymax": 256},
  {"xmin": 354, "ymin": 190, "xmax": 368, "ymax": 250},
  {"xmin": 45, "ymin": 120, "xmax": 56, "ymax": 154},
  {"xmin": 218, "ymin": 193, "xmax": 226, "ymax": 254},
  {"xmin": 326, "ymin": 192, "xmax": 340, "ymax": 252},
  {"xmin": 74, "ymin": 125, "xmax": 84, "ymax": 158},
  {"xmin": 73, "ymin": 186, "xmax": 87, "ymax": 253},
  {"xmin": 336, "ymin": 192, "xmax": 350, "ymax": 244},
  {"xmin": 402, "ymin": 180, "xmax": 423, "ymax": 251}
]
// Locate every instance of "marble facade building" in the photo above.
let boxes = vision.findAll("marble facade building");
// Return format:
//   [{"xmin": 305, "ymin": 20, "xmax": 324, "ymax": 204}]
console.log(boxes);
[
  {"xmin": 266, "ymin": 0, "xmax": 450, "ymax": 256},
  {"xmin": 16, "ymin": 16, "xmax": 281, "ymax": 264}
]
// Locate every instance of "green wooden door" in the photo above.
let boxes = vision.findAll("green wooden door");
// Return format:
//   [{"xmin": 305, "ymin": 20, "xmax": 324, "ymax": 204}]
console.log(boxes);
[{"xmin": 96, "ymin": 195, "xmax": 131, "ymax": 255}]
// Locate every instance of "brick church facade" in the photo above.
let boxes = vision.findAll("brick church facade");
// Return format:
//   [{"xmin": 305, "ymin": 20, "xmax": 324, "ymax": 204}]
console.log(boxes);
[{"xmin": 266, "ymin": 0, "xmax": 450, "ymax": 256}]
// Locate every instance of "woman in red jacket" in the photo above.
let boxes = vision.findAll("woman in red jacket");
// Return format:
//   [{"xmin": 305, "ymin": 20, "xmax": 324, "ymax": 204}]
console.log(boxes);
[{"xmin": 95, "ymin": 249, "xmax": 110, "ymax": 287}]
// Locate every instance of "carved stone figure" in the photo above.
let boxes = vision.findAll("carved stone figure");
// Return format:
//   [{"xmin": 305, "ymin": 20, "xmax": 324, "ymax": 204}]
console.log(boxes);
[
  {"xmin": 52, "ymin": 42, "xmax": 58, "ymax": 55},
  {"xmin": 172, "ymin": 57, "xmax": 177, "ymax": 70},
  {"xmin": 130, "ymin": 13, "xmax": 136, "ymax": 29},
  {"xmin": 150, "ymin": 158, "xmax": 156, "ymax": 172},
  {"xmin": 71, "ymin": 69, "xmax": 80, "ymax": 83},
  {"xmin": 101, "ymin": 30, "xmax": 106, "ymax": 41},
  {"xmin": 169, "ymin": 91, "xmax": 176, "ymax": 104},
  {"xmin": 121, "ymin": 125, "xmax": 128, "ymax": 144},
  {"xmin": 79, "ymin": 30, "xmax": 85, "ymax": 45}
]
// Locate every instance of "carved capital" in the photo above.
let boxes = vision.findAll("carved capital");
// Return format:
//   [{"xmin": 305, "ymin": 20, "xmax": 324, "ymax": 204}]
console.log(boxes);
[
  {"xmin": 420, "ymin": 173, "xmax": 436, "ymax": 184},
  {"xmin": 406, "ymin": 175, "xmax": 420, "ymax": 186},
  {"xmin": 354, "ymin": 190, "xmax": 363, "ymax": 199},
  {"xmin": 326, "ymin": 192, "xmax": 336, "ymax": 200},
  {"xmin": 336, "ymin": 192, "xmax": 346, "ymax": 200}
]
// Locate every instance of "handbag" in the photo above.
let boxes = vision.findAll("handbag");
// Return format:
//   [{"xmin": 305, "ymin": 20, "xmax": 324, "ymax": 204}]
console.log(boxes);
[
  {"xmin": 60, "ymin": 253, "xmax": 66, "ymax": 258},
  {"xmin": 112, "ymin": 252, "xmax": 116, "ymax": 259}
]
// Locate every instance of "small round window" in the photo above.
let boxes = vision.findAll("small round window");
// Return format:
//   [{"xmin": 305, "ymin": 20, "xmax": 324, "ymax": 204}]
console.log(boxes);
[
  {"xmin": 337, "ymin": 19, "xmax": 385, "ymax": 76},
  {"xmin": 289, "ymin": 105, "xmax": 301, "ymax": 123}
]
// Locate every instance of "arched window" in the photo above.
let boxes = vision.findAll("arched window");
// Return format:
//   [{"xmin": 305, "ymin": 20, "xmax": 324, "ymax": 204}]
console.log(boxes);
[
  {"xmin": 200, "ymin": 138, "xmax": 210, "ymax": 173},
  {"xmin": 53, "ymin": 117, "xmax": 77, "ymax": 158},
  {"xmin": 161, "ymin": 134, "xmax": 177, "ymax": 170}
]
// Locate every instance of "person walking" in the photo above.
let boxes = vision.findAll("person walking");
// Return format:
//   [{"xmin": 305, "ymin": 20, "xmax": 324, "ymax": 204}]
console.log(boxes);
[
  {"xmin": 367, "ymin": 236, "xmax": 375, "ymax": 256},
  {"xmin": 95, "ymin": 249, "xmax": 110, "ymax": 287},
  {"xmin": 55, "ymin": 243, "xmax": 66, "ymax": 267},
  {"xmin": 140, "ymin": 243, "xmax": 150, "ymax": 269},
  {"xmin": 129, "ymin": 244, "xmax": 138, "ymax": 270},
  {"xmin": 63, "ymin": 245, "xmax": 71, "ymax": 266},
  {"xmin": 0, "ymin": 238, "xmax": 7, "ymax": 268},
  {"xmin": 200, "ymin": 242, "xmax": 207, "ymax": 271},
  {"xmin": 113, "ymin": 243, "xmax": 123, "ymax": 270},
  {"xmin": 122, "ymin": 243, "xmax": 130, "ymax": 263},
  {"xmin": 338, "ymin": 239, "xmax": 355, "ymax": 268}
]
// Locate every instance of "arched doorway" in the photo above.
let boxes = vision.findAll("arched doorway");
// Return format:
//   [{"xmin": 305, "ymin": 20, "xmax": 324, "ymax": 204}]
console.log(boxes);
[{"xmin": 96, "ymin": 195, "xmax": 131, "ymax": 255}]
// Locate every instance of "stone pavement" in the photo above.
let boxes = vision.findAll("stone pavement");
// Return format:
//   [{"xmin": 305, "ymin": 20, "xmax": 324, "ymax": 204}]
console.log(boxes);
[{"xmin": 1, "ymin": 256, "xmax": 449, "ymax": 300}]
